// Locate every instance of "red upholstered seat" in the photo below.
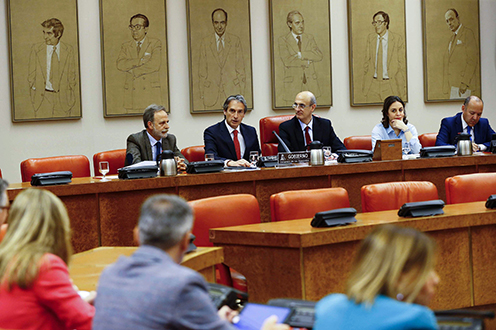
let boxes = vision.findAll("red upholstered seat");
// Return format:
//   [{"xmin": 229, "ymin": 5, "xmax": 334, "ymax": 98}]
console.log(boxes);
[
  {"xmin": 189, "ymin": 194, "xmax": 261, "ymax": 290},
  {"xmin": 20, "ymin": 155, "xmax": 91, "ymax": 182},
  {"xmin": 0, "ymin": 224, "xmax": 7, "ymax": 243},
  {"xmin": 181, "ymin": 145, "xmax": 205, "ymax": 163},
  {"xmin": 419, "ymin": 133, "xmax": 438, "ymax": 148},
  {"xmin": 270, "ymin": 188, "xmax": 350, "ymax": 222},
  {"xmin": 344, "ymin": 135, "xmax": 372, "ymax": 150},
  {"xmin": 259, "ymin": 115, "xmax": 294, "ymax": 156},
  {"xmin": 446, "ymin": 173, "xmax": 496, "ymax": 204},
  {"xmin": 0, "ymin": 169, "xmax": 2, "ymax": 178},
  {"xmin": 361, "ymin": 181, "xmax": 438, "ymax": 212},
  {"xmin": 93, "ymin": 149, "xmax": 126, "ymax": 176}
]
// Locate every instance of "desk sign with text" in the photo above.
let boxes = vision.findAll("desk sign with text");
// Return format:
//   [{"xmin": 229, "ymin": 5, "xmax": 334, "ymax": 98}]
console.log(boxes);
[{"xmin": 278, "ymin": 152, "xmax": 310, "ymax": 164}]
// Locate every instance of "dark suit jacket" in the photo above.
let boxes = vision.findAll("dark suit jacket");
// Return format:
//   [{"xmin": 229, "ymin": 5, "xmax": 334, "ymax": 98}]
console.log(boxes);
[
  {"xmin": 278, "ymin": 116, "xmax": 346, "ymax": 152},
  {"xmin": 435, "ymin": 112, "xmax": 495, "ymax": 148},
  {"xmin": 125, "ymin": 130, "xmax": 186, "ymax": 165},
  {"xmin": 204, "ymin": 121, "xmax": 261, "ymax": 161}
]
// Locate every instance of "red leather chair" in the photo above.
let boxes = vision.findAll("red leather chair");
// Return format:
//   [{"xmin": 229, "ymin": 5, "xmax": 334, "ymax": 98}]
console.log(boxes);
[
  {"xmin": 93, "ymin": 149, "xmax": 126, "ymax": 176},
  {"xmin": 20, "ymin": 155, "xmax": 91, "ymax": 183},
  {"xmin": 419, "ymin": 133, "xmax": 438, "ymax": 148},
  {"xmin": 259, "ymin": 115, "xmax": 294, "ymax": 156},
  {"xmin": 270, "ymin": 188, "xmax": 350, "ymax": 222},
  {"xmin": 445, "ymin": 173, "xmax": 496, "ymax": 204},
  {"xmin": 189, "ymin": 194, "xmax": 261, "ymax": 290},
  {"xmin": 344, "ymin": 135, "xmax": 372, "ymax": 150},
  {"xmin": 0, "ymin": 169, "xmax": 2, "ymax": 178},
  {"xmin": 181, "ymin": 145, "xmax": 205, "ymax": 163},
  {"xmin": 361, "ymin": 181, "xmax": 438, "ymax": 212}
]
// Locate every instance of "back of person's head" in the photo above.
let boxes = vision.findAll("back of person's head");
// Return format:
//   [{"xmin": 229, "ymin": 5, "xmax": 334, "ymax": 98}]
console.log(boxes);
[
  {"xmin": 0, "ymin": 188, "xmax": 72, "ymax": 289},
  {"xmin": 138, "ymin": 194, "xmax": 193, "ymax": 250},
  {"xmin": 347, "ymin": 225, "xmax": 436, "ymax": 305}
]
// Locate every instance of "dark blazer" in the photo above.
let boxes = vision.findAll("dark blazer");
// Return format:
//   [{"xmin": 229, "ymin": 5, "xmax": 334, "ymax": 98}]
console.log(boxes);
[
  {"xmin": 125, "ymin": 130, "xmax": 186, "ymax": 165},
  {"xmin": 278, "ymin": 115, "xmax": 346, "ymax": 152},
  {"xmin": 204, "ymin": 121, "xmax": 261, "ymax": 161},
  {"xmin": 435, "ymin": 112, "xmax": 495, "ymax": 148}
]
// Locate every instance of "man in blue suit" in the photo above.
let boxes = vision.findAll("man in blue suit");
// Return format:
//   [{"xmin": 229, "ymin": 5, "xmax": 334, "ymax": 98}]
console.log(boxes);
[
  {"xmin": 204, "ymin": 95, "xmax": 261, "ymax": 167},
  {"xmin": 436, "ymin": 96, "xmax": 494, "ymax": 152}
]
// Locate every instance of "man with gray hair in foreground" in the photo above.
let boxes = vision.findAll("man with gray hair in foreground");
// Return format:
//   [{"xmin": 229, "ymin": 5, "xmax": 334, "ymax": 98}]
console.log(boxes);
[{"xmin": 92, "ymin": 194, "xmax": 289, "ymax": 330}]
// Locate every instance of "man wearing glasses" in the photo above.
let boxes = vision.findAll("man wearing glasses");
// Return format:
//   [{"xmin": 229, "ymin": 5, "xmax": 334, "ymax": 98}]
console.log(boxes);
[
  {"xmin": 362, "ymin": 11, "xmax": 406, "ymax": 103},
  {"xmin": 278, "ymin": 91, "xmax": 345, "ymax": 152},
  {"xmin": 117, "ymin": 13, "xmax": 162, "ymax": 113},
  {"xmin": 0, "ymin": 179, "xmax": 9, "ymax": 238}
]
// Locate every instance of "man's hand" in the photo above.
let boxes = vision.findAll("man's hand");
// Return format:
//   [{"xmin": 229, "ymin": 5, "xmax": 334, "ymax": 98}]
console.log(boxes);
[
  {"xmin": 227, "ymin": 159, "xmax": 251, "ymax": 167},
  {"xmin": 217, "ymin": 305, "xmax": 238, "ymax": 323},
  {"xmin": 261, "ymin": 315, "xmax": 290, "ymax": 330},
  {"xmin": 472, "ymin": 142, "xmax": 480, "ymax": 152},
  {"xmin": 176, "ymin": 158, "xmax": 187, "ymax": 171}
]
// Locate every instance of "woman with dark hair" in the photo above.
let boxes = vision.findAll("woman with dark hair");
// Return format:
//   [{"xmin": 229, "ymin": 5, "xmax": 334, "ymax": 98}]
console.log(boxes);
[
  {"xmin": 371, "ymin": 95, "xmax": 422, "ymax": 154},
  {"xmin": 314, "ymin": 225, "xmax": 439, "ymax": 329}
]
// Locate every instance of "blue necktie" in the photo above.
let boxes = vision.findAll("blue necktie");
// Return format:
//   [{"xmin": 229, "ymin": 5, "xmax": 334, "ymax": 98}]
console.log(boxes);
[
  {"xmin": 467, "ymin": 126, "xmax": 472, "ymax": 141},
  {"xmin": 155, "ymin": 141, "xmax": 162, "ymax": 162}
]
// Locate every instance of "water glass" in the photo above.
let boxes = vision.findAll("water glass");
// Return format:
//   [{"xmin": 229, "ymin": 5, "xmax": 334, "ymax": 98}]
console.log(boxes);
[
  {"xmin": 99, "ymin": 161, "xmax": 110, "ymax": 181},
  {"xmin": 249, "ymin": 151, "xmax": 259, "ymax": 167},
  {"xmin": 205, "ymin": 153, "xmax": 215, "ymax": 161},
  {"xmin": 323, "ymin": 147, "xmax": 332, "ymax": 162}
]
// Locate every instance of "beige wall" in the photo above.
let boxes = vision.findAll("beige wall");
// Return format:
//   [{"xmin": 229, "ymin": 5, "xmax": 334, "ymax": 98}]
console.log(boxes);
[{"xmin": 1, "ymin": 0, "xmax": 495, "ymax": 182}]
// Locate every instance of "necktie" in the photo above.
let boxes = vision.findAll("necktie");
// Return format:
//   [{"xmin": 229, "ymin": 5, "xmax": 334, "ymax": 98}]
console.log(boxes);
[
  {"xmin": 155, "ymin": 141, "xmax": 162, "ymax": 162},
  {"xmin": 449, "ymin": 33, "xmax": 456, "ymax": 53},
  {"xmin": 297, "ymin": 36, "xmax": 307, "ymax": 84},
  {"xmin": 218, "ymin": 38, "xmax": 224, "ymax": 52},
  {"xmin": 305, "ymin": 126, "xmax": 312, "ymax": 150},
  {"xmin": 137, "ymin": 42, "xmax": 141, "ymax": 57},
  {"xmin": 50, "ymin": 45, "xmax": 59, "ymax": 91},
  {"xmin": 233, "ymin": 130, "xmax": 241, "ymax": 160},
  {"xmin": 467, "ymin": 126, "xmax": 472, "ymax": 141},
  {"xmin": 377, "ymin": 37, "xmax": 383, "ymax": 80}
]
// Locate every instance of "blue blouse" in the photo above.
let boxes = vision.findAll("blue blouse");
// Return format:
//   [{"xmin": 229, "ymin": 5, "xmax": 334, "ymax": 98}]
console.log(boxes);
[
  {"xmin": 371, "ymin": 122, "xmax": 422, "ymax": 154},
  {"xmin": 314, "ymin": 294, "xmax": 438, "ymax": 330}
]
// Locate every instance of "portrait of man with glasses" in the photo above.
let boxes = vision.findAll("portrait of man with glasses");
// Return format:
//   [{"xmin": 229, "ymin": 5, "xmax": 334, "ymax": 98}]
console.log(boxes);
[
  {"xmin": 362, "ymin": 10, "xmax": 406, "ymax": 103},
  {"xmin": 116, "ymin": 13, "xmax": 163, "ymax": 113}
]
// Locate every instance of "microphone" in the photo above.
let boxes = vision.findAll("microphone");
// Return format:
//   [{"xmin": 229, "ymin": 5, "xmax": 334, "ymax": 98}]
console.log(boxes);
[
  {"xmin": 272, "ymin": 131, "xmax": 290, "ymax": 153},
  {"xmin": 125, "ymin": 153, "xmax": 133, "ymax": 166}
]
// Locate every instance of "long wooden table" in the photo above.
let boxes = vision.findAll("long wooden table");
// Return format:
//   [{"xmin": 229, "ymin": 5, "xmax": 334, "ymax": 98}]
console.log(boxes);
[
  {"xmin": 210, "ymin": 201, "xmax": 496, "ymax": 313},
  {"xmin": 69, "ymin": 246, "xmax": 223, "ymax": 291},
  {"xmin": 7, "ymin": 154, "xmax": 496, "ymax": 252}
]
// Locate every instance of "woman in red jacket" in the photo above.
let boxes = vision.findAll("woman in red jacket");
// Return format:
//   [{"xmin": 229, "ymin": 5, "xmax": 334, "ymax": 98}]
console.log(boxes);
[{"xmin": 0, "ymin": 188, "xmax": 95, "ymax": 330}]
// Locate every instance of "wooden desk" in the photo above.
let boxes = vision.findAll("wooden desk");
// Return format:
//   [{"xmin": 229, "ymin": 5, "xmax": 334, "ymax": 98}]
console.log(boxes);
[
  {"xmin": 210, "ymin": 202, "xmax": 496, "ymax": 312},
  {"xmin": 69, "ymin": 246, "xmax": 223, "ymax": 291},
  {"xmin": 7, "ymin": 155, "xmax": 496, "ymax": 252}
]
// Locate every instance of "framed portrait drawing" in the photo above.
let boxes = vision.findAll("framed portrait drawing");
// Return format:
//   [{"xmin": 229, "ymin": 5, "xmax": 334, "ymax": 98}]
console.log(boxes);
[
  {"xmin": 186, "ymin": 0, "xmax": 253, "ymax": 113},
  {"xmin": 7, "ymin": 0, "xmax": 82, "ymax": 122},
  {"xmin": 347, "ymin": 0, "xmax": 408, "ymax": 106},
  {"xmin": 269, "ymin": 0, "xmax": 332, "ymax": 109},
  {"xmin": 422, "ymin": 0, "xmax": 481, "ymax": 102},
  {"xmin": 100, "ymin": 0, "xmax": 169, "ymax": 117}
]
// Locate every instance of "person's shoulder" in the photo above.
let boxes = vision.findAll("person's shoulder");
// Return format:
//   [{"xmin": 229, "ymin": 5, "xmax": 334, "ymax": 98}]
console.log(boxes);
[
  {"xmin": 128, "ymin": 130, "xmax": 146, "ymax": 140},
  {"xmin": 374, "ymin": 296, "xmax": 437, "ymax": 327},
  {"xmin": 316, "ymin": 293, "xmax": 349, "ymax": 313},
  {"xmin": 372, "ymin": 122, "xmax": 384, "ymax": 131},
  {"xmin": 240, "ymin": 122, "xmax": 256, "ymax": 131},
  {"xmin": 30, "ymin": 42, "xmax": 46, "ymax": 52},
  {"xmin": 205, "ymin": 121, "xmax": 224, "ymax": 132},
  {"xmin": 314, "ymin": 116, "xmax": 332, "ymax": 125},
  {"xmin": 279, "ymin": 116, "xmax": 297, "ymax": 128},
  {"xmin": 38, "ymin": 253, "xmax": 67, "ymax": 273}
]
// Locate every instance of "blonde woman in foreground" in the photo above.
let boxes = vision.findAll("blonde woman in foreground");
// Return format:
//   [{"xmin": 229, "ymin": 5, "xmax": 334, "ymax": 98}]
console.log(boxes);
[
  {"xmin": 0, "ymin": 188, "xmax": 95, "ymax": 330},
  {"xmin": 314, "ymin": 225, "xmax": 439, "ymax": 330}
]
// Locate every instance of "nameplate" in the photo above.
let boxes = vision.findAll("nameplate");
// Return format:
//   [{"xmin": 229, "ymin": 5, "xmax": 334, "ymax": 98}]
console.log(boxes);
[
  {"xmin": 373, "ymin": 139, "xmax": 402, "ymax": 161},
  {"xmin": 277, "ymin": 152, "xmax": 310, "ymax": 164}
]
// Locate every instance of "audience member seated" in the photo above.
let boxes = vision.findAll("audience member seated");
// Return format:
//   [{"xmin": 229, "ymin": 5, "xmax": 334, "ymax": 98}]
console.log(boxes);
[
  {"xmin": 0, "ymin": 189, "xmax": 95, "ymax": 330},
  {"xmin": 436, "ymin": 96, "xmax": 495, "ymax": 152},
  {"xmin": 92, "ymin": 194, "xmax": 289, "ymax": 330},
  {"xmin": 372, "ymin": 95, "xmax": 421, "ymax": 154},
  {"xmin": 0, "ymin": 179, "xmax": 8, "ymax": 242},
  {"xmin": 314, "ymin": 225, "xmax": 439, "ymax": 330},
  {"xmin": 204, "ymin": 95, "xmax": 261, "ymax": 167},
  {"xmin": 125, "ymin": 104, "xmax": 187, "ymax": 171},
  {"xmin": 278, "ymin": 91, "xmax": 345, "ymax": 152}
]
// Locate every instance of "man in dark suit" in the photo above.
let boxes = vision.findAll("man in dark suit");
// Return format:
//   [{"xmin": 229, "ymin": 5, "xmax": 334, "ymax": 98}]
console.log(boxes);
[
  {"xmin": 436, "ymin": 96, "xmax": 494, "ymax": 152},
  {"xmin": 204, "ymin": 95, "xmax": 260, "ymax": 167},
  {"xmin": 125, "ymin": 104, "xmax": 187, "ymax": 170},
  {"xmin": 278, "ymin": 91, "xmax": 345, "ymax": 152}
]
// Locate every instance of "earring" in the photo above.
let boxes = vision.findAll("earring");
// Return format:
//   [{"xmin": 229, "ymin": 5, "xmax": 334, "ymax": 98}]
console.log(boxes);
[{"xmin": 396, "ymin": 293, "xmax": 404, "ymax": 301}]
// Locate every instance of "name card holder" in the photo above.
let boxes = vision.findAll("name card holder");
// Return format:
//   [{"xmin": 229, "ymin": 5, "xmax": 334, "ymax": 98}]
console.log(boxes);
[
  {"xmin": 373, "ymin": 139, "xmax": 402, "ymax": 161},
  {"xmin": 277, "ymin": 152, "xmax": 310, "ymax": 165}
]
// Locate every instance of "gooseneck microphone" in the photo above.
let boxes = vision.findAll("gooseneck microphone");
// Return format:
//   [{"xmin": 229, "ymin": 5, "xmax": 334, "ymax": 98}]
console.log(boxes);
[{"xmin": 272, "ymin": 131, "xmax": 291, "ymax": 153}]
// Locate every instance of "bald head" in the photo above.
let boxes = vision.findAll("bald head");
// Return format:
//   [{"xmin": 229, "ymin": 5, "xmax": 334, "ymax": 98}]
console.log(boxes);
[
  {"xmin": 294, "ymin": 91, "xmax": 317, "ymax": 124},
  {"xmin": 462, "ymin": 96, "xmax": 484, "ymax": 127}
]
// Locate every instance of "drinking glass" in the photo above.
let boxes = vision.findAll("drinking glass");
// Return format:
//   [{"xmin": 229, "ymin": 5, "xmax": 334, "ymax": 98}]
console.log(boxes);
[
  {"xmin": 402, "ymin": 143, "xmax": 411, "ymax": 155},
  {"xmin": 249, "ymin": 151, "xmax": 259, "ymax": 167},
  {"xmin": 99, "ymin": 161, "xmax": 110, "ymax": 181},
  {"xmin": 205, "ymin": 153, "xmax": 215, "ymax": 161},
  {"xmin": 323, "ymin": 146, "xmax": 332, "ymax": 162}
]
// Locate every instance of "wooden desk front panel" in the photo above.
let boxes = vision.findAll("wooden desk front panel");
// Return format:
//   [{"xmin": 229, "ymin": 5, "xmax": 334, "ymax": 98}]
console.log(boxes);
[
  {"xmin": 63, "ymin": 194, "xmax": 100, "ymax": 252},
  {"xmin": 471, "ymin": 225, "xmax": 496, "ymax": 306}
]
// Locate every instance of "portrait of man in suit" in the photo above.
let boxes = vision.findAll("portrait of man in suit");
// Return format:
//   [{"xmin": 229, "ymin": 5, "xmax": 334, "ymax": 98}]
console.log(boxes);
[
  {"xmin": 28, "ymin": 18, "xmax": 77, "ymax": 119},
  {"xmin": 362, "ymin": 11, "xmax": 406, "ymax": 103},
  {"xmin": 117, "ymin": 13, "xmax": 162, "ymax": 114},
  {"xmin": 198, "ymin": 8, "xmax": 246, "ymax": 111},
  {"xmin": 443, "ymin": 8, "xmax": 478, "ymax": 99}
]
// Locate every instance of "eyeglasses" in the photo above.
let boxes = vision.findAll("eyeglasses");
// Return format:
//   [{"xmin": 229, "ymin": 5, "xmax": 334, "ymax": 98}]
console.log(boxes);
[
  {"xmin": 128, "ymin": 24, "xmax": 145, "ymax": 31},
  {"xmin": 293, "ymin": 103, "xmax": 308, "ymax": 110},
  {"xmin": 372, "ymin": 20, "xmax": 385, "ymax": 26}
]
